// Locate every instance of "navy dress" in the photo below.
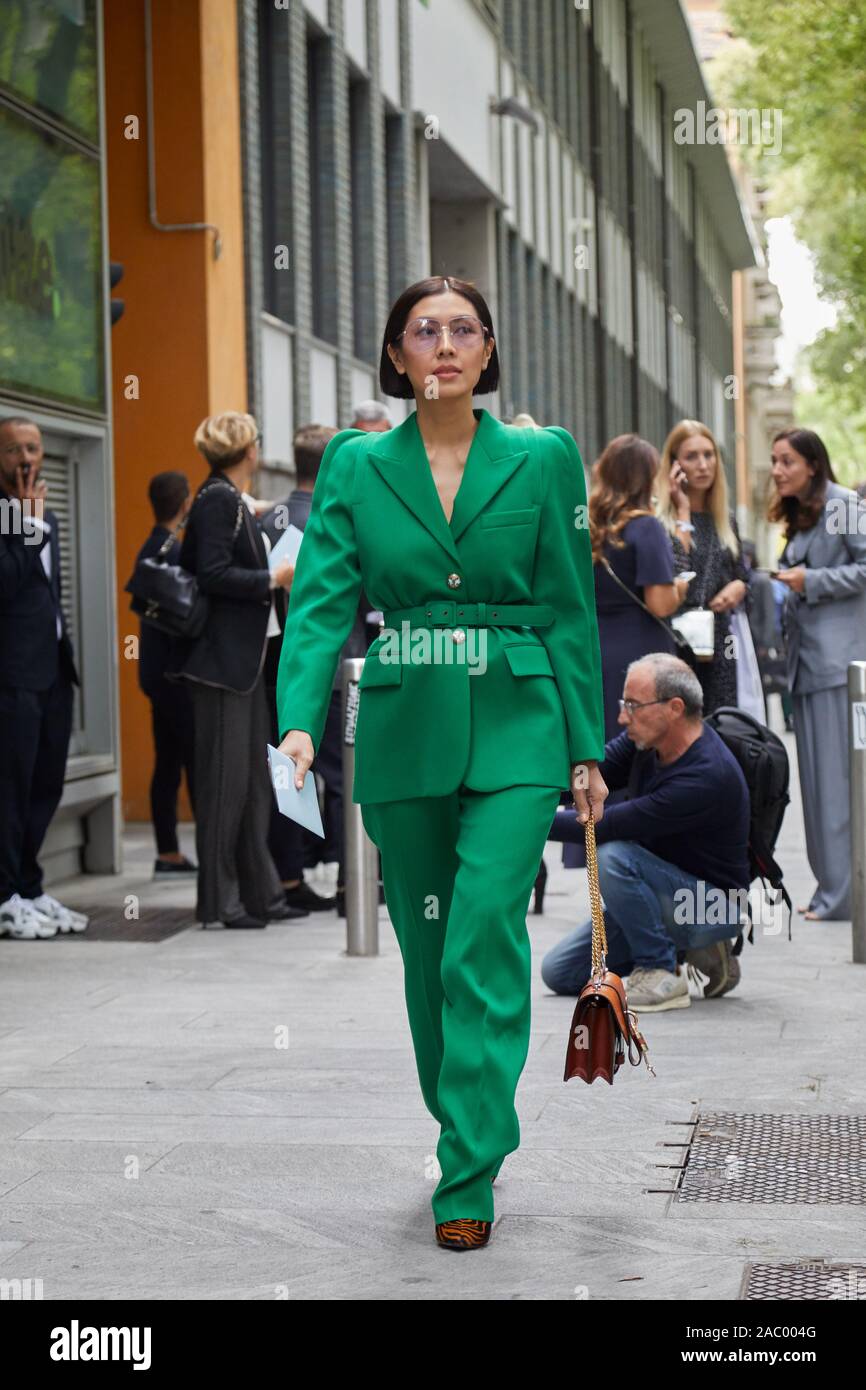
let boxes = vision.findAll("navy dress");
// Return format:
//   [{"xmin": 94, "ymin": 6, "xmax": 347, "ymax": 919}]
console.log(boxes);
[
  {"xmin": 559, "ymin": 514, "xmax": 675, "ymax": 869},
  {"xmin": 595, "ymin": 515, "xmax": 676, "ymax": 739}
]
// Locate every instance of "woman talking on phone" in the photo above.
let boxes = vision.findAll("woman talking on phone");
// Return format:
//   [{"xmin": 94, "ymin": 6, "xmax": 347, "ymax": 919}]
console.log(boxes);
[
  {"xmin": 656, "ymin": 420, "xmax": 749, "ymax": 715},
  {"xmin": 275, "ymin": 276, "xmax": 607, "ymax": 1251}
]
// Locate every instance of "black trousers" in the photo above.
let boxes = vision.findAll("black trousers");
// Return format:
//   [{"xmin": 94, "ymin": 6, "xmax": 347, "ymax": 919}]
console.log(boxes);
[
  {"xmin": 266, "ymin": 685, "xmax": 345, "ymax": 884},
  {"xmin": 148, "ymin": 682, "xmax": 196, "ymax": 855},
  {"xmin": 190, "ymin": 675, "xmax": 285, "ymax": 924},
  {"xmin": 0, "ymin": 674, "xmax": 73, "ymax": 901},
  {"xmin": 307, "ymin": 689, "xmax": 344, "ymax": 868}
]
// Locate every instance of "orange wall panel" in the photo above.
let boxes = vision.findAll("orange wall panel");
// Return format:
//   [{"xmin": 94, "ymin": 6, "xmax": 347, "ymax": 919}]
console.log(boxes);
[{"xmin": 104, "ymin": 0, "xmax": 247, "ymax": 824}]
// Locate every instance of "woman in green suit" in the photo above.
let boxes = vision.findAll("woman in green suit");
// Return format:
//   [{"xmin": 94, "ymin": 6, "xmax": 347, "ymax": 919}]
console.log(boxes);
[{"xmin": 276, "ymin": 276, "xmax": 607, "ymax": 1251}]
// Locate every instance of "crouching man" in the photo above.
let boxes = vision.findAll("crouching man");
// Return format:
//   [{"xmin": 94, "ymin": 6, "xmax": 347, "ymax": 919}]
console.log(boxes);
[{"xmin": 542, "ymin": 653, "xmax": 750, "ymax": 1010}]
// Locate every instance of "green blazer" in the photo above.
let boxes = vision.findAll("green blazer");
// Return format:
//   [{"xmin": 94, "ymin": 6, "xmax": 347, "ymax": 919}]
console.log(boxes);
[{"xmin": 276, "ymin": 407, "xmax": 605, "ymax": 804}]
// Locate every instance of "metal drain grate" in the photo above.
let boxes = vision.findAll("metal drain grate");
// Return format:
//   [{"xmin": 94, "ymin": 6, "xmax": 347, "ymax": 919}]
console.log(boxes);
[
  {"xmin": 741, "ymin": 1261, "xmax": 866, "ymax": 1300},
  {"xmin": 675, "ymin": 1111, "xmax": 866, "ymax": 1203},
  {"xmin": 56, "ymin": 907, "xmax": 195, "ymax": 942}
]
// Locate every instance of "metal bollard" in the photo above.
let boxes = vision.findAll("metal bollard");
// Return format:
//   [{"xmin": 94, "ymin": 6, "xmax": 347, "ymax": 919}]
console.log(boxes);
[{"xmin": 341, "ymin": 656, "xmax": 379, "ymax": 956}]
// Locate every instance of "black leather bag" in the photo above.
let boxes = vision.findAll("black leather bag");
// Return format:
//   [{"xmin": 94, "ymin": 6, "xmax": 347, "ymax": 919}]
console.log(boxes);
[
  {"xmin": 125, "ymin": 530, "xmax": 210, "ymax": 639},
  {"xmin": 125, "ymin": 484, "xmax": 244, "ymax": 639}
]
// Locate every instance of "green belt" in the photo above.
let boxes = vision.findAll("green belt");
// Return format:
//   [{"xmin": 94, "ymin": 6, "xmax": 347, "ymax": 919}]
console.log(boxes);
[{"xmin": 382, "ymin": 601, "xmax": 555, "ymax": 629}]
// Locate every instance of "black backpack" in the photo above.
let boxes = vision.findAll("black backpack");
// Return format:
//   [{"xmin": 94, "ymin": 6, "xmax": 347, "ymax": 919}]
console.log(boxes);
[{"xmin": 703, "ymin": 706, "xmax": 792, "ymax": 947}]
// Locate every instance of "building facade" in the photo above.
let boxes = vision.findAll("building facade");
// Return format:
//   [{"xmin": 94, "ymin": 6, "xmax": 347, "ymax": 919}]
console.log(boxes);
[
  {"xmin": 241, "ymin": 0, "xmax": 758, "ymax": 497},
  {"xmin": 1, "ymin": 0, "xmax": 759, "ymax": 875}
]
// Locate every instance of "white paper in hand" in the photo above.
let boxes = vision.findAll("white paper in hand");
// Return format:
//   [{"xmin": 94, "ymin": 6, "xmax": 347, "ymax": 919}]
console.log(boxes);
[
  {"xmin": 267, "ymin": 745, "xmax": 325, "ymax": 838},
  {"xmin": 268, "ymin": 523, "xmax": 304, "ymax": 572}
]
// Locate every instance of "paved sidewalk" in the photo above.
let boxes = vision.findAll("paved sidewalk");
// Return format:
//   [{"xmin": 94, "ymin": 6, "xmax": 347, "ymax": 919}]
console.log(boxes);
[{"xmin": 1, "ymin": 728, "xmax": 864, "ymax": 1301}]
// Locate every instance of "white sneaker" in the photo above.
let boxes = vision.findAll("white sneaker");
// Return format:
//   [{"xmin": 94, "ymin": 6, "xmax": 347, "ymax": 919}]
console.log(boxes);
[
  {"xmin": 626, "ymin": 966, "xmax": 691, "ymax": 1011},
  {"xmin": 30, "ymin": 894, "xmax": 89, "ymax": 934},
  {"xmin": 0, "ymin": 894, "xmax": 58, "ymax": 940}
]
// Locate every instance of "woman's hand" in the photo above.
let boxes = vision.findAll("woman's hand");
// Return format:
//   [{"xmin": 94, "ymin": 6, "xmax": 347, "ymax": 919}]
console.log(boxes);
[
  {"xmin": 278, "ymin": 729, "xmax": 315, "ymax": 789},
  {"xmin": 571, "ymin": 760, "xmax": 609, "ymax": 824},
  {"xmin": 709, "ymin": 579, "xmax": 747, "ymax": 613},
  {"xmin": 669, "ymin": 462, "xmax": 691, "ymax": 514},
  {"xmin": 774, "ymin": 566, "xmax": 806, "ymax": 595},
  {"xmin": 272, "ymin": 560, "xmax": 295, "ymax": 591},
  {"xmin": 673, "ymin": 574, "xmax": 692, "ymax": 605}
]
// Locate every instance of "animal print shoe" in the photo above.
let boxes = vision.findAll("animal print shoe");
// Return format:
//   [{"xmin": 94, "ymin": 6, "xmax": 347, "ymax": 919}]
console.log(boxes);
[{"xmin": 435, "ymin": 1219, "xmax": 492, "ymax": 1251}]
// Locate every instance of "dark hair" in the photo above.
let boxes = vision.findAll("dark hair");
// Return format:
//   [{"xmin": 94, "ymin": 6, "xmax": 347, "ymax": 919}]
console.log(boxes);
[
  {"xmin": 293, "ymin": 424, "xmax": 338, "ymax": 484},
  {"xmin": 379, "ymin": 275, "xmax": 500, "ymax": 398},
  {"xmin": 589, "ymin": 434, "xmax": 659, "ymax": 563},
  {"xmin": 768, "ymin": 428, "xmax": 836, "ymax": 539},
  {"xmin": 148, "ymin": 471, "xmax": 190, "ymax": 524}
]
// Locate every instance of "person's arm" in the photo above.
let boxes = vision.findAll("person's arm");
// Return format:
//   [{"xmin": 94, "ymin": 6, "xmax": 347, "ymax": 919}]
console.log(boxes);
[
  {"xmin": 670, "ymin": 529, "xmax": 694, "ymax": 583},
  {"xmin": 709, "ymin": 513, "xmax": 748, "ymax": 613},
  {"xmin": 276, "ymin": 431, "xmax": 364, "ymax": 750},
  {"xmin": 597, "ymin": 730, "xmax": 635, "ymax": 792},
  {"xmin": 804, "ymin": 509, "xmax": 866, "ymax": 603},
  {"xmin": 594, "ymin": 764, "xmax": 713, "ymax": 845},
  {"xmin": 193, "ymin": 487, "xmax": 271, "ymax": 603},
  {"xmin": 534, "ymin": 427, "xmax": 605, "ymax": 764},
  {"xmin": 631, "ymin": 515, "xmax": 686, "ymax": 617}
]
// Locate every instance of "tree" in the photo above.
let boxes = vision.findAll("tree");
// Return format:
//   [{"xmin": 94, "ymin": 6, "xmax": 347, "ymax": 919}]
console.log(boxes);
[{"xmin": 721, "ymin": 0, "xmax": 866, "ymax": 424}]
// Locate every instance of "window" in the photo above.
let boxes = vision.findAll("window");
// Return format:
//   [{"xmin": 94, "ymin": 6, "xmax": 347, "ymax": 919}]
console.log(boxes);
[
  {"xmin": 349, "ymin": 76, "xmax": 374, "ymax": 362},
  {"xmin": 0, "ymin": 0, "xmax": 98, "ymax": 145},
  {"xmin": 307, "ymin": 32, "xmax": 332, "ymax": 343},
  {"xmin": 384, "ymin": 112, "xmax": 405, "ymax": 306},
  {"xmin": 258, "ymin": 0, "xmax": 294, "ymax": 322},
  {"xmin": 0, "ymin": 104, "xmax": 104, "ymax": 411}
]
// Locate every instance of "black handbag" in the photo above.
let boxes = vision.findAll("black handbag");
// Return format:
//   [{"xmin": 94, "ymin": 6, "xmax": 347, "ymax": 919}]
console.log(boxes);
[{"xmin": 125, "ymin": 481, "xmax": 243, "ymax": 639}]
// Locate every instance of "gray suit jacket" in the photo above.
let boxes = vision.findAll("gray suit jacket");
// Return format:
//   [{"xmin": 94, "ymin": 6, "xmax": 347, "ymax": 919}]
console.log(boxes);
[{"xmin": 780, "ymin": 481, "xmax": 866, "ymax": 694}]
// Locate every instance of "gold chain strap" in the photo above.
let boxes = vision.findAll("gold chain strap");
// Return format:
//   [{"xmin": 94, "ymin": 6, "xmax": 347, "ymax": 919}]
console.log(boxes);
[
  {"xmin": 583, "ymin": 809, "xmax": 608, "ymax": 978},
  {"xmin": 585, "ymin": 807, "xmax": 656, "ymax": 1075}
]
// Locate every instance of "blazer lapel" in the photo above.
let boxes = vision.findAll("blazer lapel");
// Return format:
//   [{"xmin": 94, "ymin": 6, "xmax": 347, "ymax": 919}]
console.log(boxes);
[
  {"xmin": 448, "ymin": 410, "xmax": 529, "ymax": 542},
  {"xmin": 366, "ymin": 408, "xmax": 529, "ymax": 562}
]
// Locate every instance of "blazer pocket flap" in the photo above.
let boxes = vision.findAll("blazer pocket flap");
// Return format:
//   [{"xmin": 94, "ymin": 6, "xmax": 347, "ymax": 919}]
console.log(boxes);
[
  {"xmin": 358, "ymin": 654, "xmax": 404, "ymax": 688},
  {"xmin": 480, "ymin": 506, "xmax": 537, "ymax": 528},
  {"xmin": 503, "ymin": 643, "xmax": 554, "ymax": 677}
]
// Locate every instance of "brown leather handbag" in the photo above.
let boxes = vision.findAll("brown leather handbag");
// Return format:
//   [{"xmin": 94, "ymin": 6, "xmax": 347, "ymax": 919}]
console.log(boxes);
[{"xmin": 564, "ymin": 809, "xmax": 655, "ymax": 1085}]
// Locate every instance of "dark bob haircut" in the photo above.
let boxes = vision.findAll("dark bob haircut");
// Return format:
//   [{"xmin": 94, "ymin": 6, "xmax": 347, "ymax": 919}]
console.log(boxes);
[{"xmin": 379, "ymin": 275, "xmax": 500, "ymax": 399}]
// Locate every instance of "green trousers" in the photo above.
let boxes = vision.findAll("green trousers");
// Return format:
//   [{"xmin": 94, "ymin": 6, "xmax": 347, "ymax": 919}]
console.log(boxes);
[{"xmin": 361, "ymin": 782, "xmax": 562, "ymax": 1223}]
